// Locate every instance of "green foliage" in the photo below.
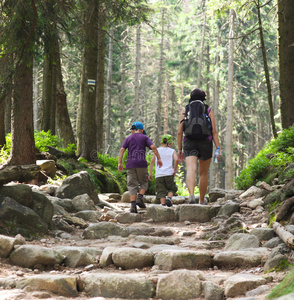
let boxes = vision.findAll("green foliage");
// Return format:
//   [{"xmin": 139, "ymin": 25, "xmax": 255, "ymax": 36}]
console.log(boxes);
[
  {"xmin": 267, "ymin": 267, "xmax": 294, "ymax": 299},
  {"xmin": 34, "ymin": 130, "xmax": 62, "ymax": 152},
  {"xmin": 236, "ymin": 125, "xmax": 294, "ymax": 190}
]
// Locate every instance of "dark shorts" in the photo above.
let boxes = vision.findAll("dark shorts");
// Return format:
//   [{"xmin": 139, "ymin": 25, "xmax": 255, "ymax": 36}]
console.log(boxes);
[
  {"xmin": 156, "ymin": 175, "xmax": 178, "ymax": 199},
  {"xmin": 184, "ymin": 138, "xmax": 213, "ymax": 161}
]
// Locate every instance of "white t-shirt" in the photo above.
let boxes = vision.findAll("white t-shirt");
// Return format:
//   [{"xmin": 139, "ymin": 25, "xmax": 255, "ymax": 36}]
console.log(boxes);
[{"xmin": 155, "ymin": 147, "xmax": 175, "ymax": 178}]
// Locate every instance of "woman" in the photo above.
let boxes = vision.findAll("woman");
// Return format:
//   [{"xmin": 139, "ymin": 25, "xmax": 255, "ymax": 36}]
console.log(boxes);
[{"xmin": 177, "ymin": 88, "xmax": 221, "ymax": 205}]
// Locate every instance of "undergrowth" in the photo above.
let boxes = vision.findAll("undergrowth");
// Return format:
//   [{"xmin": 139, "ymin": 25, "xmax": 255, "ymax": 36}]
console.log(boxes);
[{"xmin": 235, "ymin": 125, "xmax": 294, "ymax": 190}]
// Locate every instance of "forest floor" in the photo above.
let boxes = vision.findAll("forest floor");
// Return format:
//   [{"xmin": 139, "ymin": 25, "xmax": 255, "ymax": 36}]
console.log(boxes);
[{"xmin": 0, "ymin": 200, "xmax": 289, "ymax": 300}]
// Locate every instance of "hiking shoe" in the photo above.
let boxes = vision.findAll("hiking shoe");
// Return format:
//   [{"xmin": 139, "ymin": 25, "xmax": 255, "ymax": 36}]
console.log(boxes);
[
  {"xmin": 130, "ymin": 206, "xmax": 138, "ymax": 213},
  {"xmin": 199, "ymin": 198, "xmax": 208, "ymax": 205},
  {"xmin": 136, "ymin": 197, "xmax": 146, "ymax": 208},
  {"xmin": 166, "ymin": 199, "xmax": 173, "ymax": 207},
  {"xmin": 188, "ymin": 195, "xmax": 196, "ymax": 204}
]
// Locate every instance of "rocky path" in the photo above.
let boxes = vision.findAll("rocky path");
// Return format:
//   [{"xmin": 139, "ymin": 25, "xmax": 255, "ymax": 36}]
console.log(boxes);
[{"xmin": 0, "ymin": 177, "xmax": 293, "ymax": 300}]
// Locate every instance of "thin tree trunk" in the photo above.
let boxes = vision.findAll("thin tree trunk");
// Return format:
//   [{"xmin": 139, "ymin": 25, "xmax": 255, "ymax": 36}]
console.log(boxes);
[
  {"xmin": 164, "ymin": 81, "xmax": 169, "ymax": 134},
  {"xmin": 225, "ymin": 9, "xmax": 235, "ymax": 189},
  {"xmin": 33, "ymin": 65, "xmax": 39, "ymax": 131},
  {"xmin": 105, "ymin": 28, "xmax": 114, "ymax": 152},
  {"xmin": 278, "ymin": 0, "xmax": 294, "ymax": 129},
  {"xmin": 197, "ymin": 2, "xmax": 206, "ymax": 88},
  {"xmin": 256, "ymin": 0, "xmax": 277, "ymax": 138},
  {"xmin": 134, "ymin": 24, "xmax": 141, "ymax": 120},
  {"xmin": 0, "ymin": 98, "xmax": 5, "ymax": 147},
  {"xmin": 120, "ymin": 26, "xmax": 127, "ymax": 146},
  {"xmin": 96, "ymin": 7, "xmax": 106, "ymax": 153},
  {"xmin": 170, "ymin": 85, "xmax": 176, "ymax": 139},
  {"xmin": 55, "ymin": 32, "xmax": 75, "ymax": 148},
  {"xmin": 155, "ymin": 8, "xmax": 165, "ymax": 147}
]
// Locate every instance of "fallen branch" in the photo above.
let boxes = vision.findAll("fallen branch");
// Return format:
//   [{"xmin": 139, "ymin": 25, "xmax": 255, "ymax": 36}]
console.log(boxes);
[{"xmin": 273, "ymin": 222, "xmax": 294, "ymax": 250}]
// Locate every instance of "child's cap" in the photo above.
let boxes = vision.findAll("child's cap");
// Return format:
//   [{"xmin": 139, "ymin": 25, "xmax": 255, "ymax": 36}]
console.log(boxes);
[
  {"xmin": 161, "ymin": 134, "xmax": 173, "ymax": 144},
  {"xmin": 130, "ymin": 121, "xmax": 144, "ymax": 130}
]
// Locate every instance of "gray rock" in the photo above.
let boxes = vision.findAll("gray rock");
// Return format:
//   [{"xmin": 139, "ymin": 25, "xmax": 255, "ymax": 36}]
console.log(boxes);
[
  {"xmin": 47, "ymin": 195, "xmax": 74, "ymax": 212},
  {"xmin": 55, "ymin": 171, "xmax": 99, "ymax": 204},
  {"xmin": 53, "ymin": 246, "xmax": 102, "ymax": 267},
  {"xmin": 82, "ymin": 222, "xmax": 129, "ymax": 239},
  {"xmin": 264, "ymin": 254, "xmax": 287, "ymax": 272},
  {"xmin": 115, "ymin": 211, "xmax": 142, "ymax": 223},
  {"xmin": 224, "ymin": 273, "xmax": 266, "ymax": 298},
  {"xmin": 121, "ymin": 191, "xmax": 130, "ymax": 203},
  {"xmin": 135, "ymin": 235, "xmax": 180, "ymax": 245},
  {"xmin": 213, "ymin": 248, "xmax": 270, "ymax": 268},
  {"xmin": 149, "ymin": 244, "xmax": 187, "ymax": 253},
  {"xmin": 146, "ymin": 205, "xmax": 177, "ymax": 222},
  {"xmin": 112, "ymin": 247, "xmax": 154, "ymax": 269},
  {"xmin": 203, "ymin": 280, "xmax": 224, "ymax": 300},
  {"xmin": 156, "ymin": 269, "xmax": 202, "ymax": 300},
  {"xmin": 217, "ymin": 200, "xmax": 240, "ymax": 217},
  {"xmin": 0, "ymin": 184, "xmax": 34, "ymax": 208},
  {"xmin": 250, "ymin": 228, "xmax": 276, "ymax": 241},
  {"xmin": 155, "ymin": 249, "xmax": 212, "ymax": 271},
  {"xmin": 16, "ymin": 274, "xmax": 78, "ymax": 297},
  {"xmin": 75, "ymin": 210, "xmax": 102, "ymax": 222},
  {"xmin": 9, "ymin": 245, "xmax": 64, "ymax": 268},
  {"xmin": 0, "ymin": 235, "xmax": 22, "ymax": 258},
  {"xmin": 224, "ymin": 233, "xmax": 260, "ymax": 251},
  {"xmin": 0, "ymin": 197, "xmax": 48, "ymax": 235},
  {"xmin": 52, "ymin": 218, "xmax": 73, "ymax": 233},
  {"xmin": 239, "ymin": 186, "xmax": 268, "ymax": 199},
  {"xmin": 247, "ymin": 197, "xmax": 264, "ymax": 209},
  {"xmin": 99, "ymin": 246, "xmax": 116, "ymax": 267},
  {"xmin": 127, "ymin": 224, "xmax": 155, "ymax": 236},
  {"xmin": 72, "ymin": 193, "xmax": 96, "ymax": 212},
  {"xmin": 31, "ymin": 191, "xmax": 54, "ymax": 223},
  {"xmin": 79, "ymin": 273, "xmax": 155, "ymax": 299},
  {"xmin": 246, "ymin": 285, "xmax": 270, "ymax": 297},
  {"xmin": 263, "ymin": 237, "xmax": 284, "ymax": 248},
  {"xmin": 178, "ymin": 204, "xmax": 211, "ymax": 223},
  {"xmin": 209, "ymin": 188, "xmax": 226, "ymax": 202}
]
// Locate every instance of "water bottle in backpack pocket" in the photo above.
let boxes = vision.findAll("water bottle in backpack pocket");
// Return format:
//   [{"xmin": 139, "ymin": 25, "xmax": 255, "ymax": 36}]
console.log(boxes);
[{"xmin": 183, "ymin": 100, "xmax": 212, "ymax": 140}]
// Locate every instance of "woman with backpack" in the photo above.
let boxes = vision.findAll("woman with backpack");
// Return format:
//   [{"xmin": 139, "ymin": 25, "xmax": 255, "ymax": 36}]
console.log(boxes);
[{"xmin": 177, "ymin": 88, "xmax": 221, "ymax": 205}]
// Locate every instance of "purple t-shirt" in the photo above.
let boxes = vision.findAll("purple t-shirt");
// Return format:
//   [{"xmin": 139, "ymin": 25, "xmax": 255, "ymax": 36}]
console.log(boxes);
[{"xmin": 122, "ymin": 133, "xmax": 153, "ymax": 169}]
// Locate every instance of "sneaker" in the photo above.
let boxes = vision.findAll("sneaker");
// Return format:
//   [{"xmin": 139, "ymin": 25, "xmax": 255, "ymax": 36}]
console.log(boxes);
[
  {"xmin": 199, "ymin": 198, "xmax": 208, "ymax": 205},
  {"xmin": 136, "ymin": 197, "xmax": 146, "ymax": 208},
  {"xmin": 188, "ymin": 195, "xmax": 196, "ymax": 204},
  {"xmin": 130, "ymin": 206, "xmax": 137, "ymax": 213},
  {"xmin": 166, "ymin": 199, "xmax": 173, "ymax": 207}
]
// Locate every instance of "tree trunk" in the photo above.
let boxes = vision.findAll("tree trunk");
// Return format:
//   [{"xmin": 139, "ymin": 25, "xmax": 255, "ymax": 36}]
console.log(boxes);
[
  {"xmin": 155, "ymin": 8, "xmax": 165, "ymax": 147},
  {"xmin": 197, "ymin": 4, "xmax": 206, "ymax": 88},
  {"xmin": 164, "ymin": 81, "xmax": 169, "ymax": 134},
  {"xmin": 7, "ymin": 48, "xmax": 35, "ymax": 165},
  {"xmin": 33, "ymin": 65, "xmax": 40, "ymax": 131},
  {"xmin": 120, "ymin": 26, "xmax": 127, "ymax": 146},
  {"xmin": 105, "ymin": 28, "xmax": 114, "ymax": 153},
  {"xmin": 225, "ymin": 9, "xmax": 235, "ymax": 189},
  {"xmin": 257, "ymin": 0, "xmax": 277, "ymax": 138},
  {"xmin": 0, "ymin": 101, "xmax": 5, "ymax": 147},
  {"xmin": 134, "ymin": 24, "xmax": 141, "ymax": 120},
  {"xmin": 273, "ymin": 222, "xmax": 294, "ymax": 250},
  {"xmin": 41, "ymin": 29, "xmax": 57, "ymax": 134},
  {"xmin": 96, "ymin": 7, "xmax": 106, "ymax": 153},
  {"xmin": 278, "ymin": 0, "xmax": 294, "ymax": 129},
  {"xmin": 77, "ymin": 0, "xmax": 98, "ymax": 161},
  {"xmin": 55, "ymin": 32, "xmax": 75, "ymax": 148}
]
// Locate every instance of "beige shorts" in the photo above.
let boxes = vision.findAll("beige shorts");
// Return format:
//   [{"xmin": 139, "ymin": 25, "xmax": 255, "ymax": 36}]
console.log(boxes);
[{"xmin": 127, "ymin": 168, "xmax": 149, "ymax": 196}]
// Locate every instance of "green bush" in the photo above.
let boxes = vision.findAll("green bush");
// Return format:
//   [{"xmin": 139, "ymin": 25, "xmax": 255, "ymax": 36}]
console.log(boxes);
[{"xmin": 236, "ymin": 125, "xmax": 294, "ymax": 190}]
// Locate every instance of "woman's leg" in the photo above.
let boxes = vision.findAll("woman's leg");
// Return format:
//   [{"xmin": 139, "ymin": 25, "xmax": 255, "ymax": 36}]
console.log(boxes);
[
  {"xmin": 185, "ymin": 156, "xmax": 197, "ymax": 196},
  {"xmin": 198, "ymin": 158, "xmax": 211, "ymax": 203}
]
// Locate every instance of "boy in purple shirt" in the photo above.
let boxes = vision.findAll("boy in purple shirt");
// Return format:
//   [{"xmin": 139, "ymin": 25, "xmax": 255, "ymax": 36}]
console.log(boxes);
[{"xmin": 118, "ymin": 121, "xmax": 163, "ymax": 213}]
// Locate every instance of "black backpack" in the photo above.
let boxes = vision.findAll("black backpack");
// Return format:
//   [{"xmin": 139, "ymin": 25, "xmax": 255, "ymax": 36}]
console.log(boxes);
[{"xmin": 182, "ymin": 100, "xmax": 212, "ymax": 140}]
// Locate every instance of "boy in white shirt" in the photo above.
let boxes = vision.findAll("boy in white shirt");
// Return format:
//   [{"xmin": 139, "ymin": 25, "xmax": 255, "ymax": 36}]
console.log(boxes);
[{"xmin": 148, "ymin": 134, "xmax": 178, "ymax": 206}]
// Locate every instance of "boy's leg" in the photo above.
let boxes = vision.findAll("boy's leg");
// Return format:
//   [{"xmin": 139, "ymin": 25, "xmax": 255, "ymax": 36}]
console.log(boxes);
[
  {"xmin": 127, "ymin": 169, "xmax": 139, "ymax": 213},
  {"xmin": 165, "ymin": 176, "xmax": 176, "ymax": 207},
  {"xmin": 136, "ymin": 168, "xmax": 148, "ymax": 208}
]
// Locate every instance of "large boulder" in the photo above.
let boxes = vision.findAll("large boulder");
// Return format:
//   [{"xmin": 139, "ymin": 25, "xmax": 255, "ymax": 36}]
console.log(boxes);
[{"xmin": 55, "ymin": 171, "xmax": 99, "ymax": 204}]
